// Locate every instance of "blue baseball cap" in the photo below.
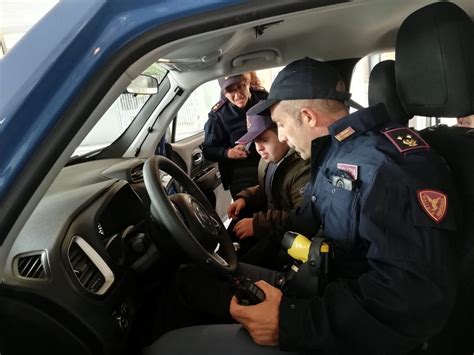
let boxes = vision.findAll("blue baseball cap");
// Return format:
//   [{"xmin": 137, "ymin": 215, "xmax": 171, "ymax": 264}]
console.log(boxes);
[
  {"xmin": 236, "ymin": 111, "xmax": 274, "ymax": 144},
  {"xmin": 247, "ymin": 57, "xmax": 351, "ymax": 115}
]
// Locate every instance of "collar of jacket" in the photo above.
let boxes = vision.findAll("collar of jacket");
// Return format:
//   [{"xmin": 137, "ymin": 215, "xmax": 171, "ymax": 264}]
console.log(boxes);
[
  {"xmin": 328, "ymin": 103, "xmax": 391, "ymax": 145},
  {"xmin": 258, "ymin": 147, "xmax": 297, "ymax": 185}
]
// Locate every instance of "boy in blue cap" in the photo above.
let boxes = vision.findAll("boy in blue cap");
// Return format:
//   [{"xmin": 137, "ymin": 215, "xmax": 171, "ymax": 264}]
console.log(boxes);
[{"xmin": 228, "ymin": 111, "xmax": 309, "ymax": 269}]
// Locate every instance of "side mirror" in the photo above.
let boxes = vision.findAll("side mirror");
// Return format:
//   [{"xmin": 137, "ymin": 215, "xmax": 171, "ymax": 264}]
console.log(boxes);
[{"xmin": 126, "ymin": 74, "xmax": 159, "ymax": 95}]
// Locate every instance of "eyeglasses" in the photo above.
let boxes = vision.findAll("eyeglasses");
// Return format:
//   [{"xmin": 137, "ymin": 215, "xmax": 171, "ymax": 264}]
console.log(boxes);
[{"xmin": 224, "ymin": 82, "xmax": 248, "ymax": 95}]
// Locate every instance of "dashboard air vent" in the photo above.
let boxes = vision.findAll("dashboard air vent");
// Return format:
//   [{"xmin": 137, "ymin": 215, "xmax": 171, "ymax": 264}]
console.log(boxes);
[
  {"xmin": 68, "ymin": 236, "xmax": 114, "ymax": 295},
  {"xmin": 130, "ymin": 164, "xmax": 144, "ymax": 183},
  {"xmin": 16, "ymin": 252, "xmax": 47, "ymax": 280}
]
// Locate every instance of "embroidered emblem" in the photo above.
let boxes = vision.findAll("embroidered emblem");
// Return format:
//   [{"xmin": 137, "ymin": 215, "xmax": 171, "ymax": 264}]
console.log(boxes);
[
  {"xmin": 337, "ymin": 163, "xmax": 358, "ymax": 180},
  {"xmin": 382, "ymin": 127, "xmax": 429, "ymax": 153},
  {"xmin": 397, "ymin": 134, "xmax": 418, "ymax": 147},
  {"xmin": 335, "ymin": 126, "xmax": 355, "ymax": 142},
  {"xmin": 417, "ymin": 190, "xmax": 448, "ymax": 223}
]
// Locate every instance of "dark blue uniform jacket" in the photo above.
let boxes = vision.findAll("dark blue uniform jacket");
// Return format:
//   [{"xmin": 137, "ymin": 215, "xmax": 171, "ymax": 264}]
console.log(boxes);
[
  {"xmin": 281, "ymin": 104, "xmax": 459, "ymax": 354},
  {"xmin": 202, "ymin": 89, "xmax": 268, "ymax": 190}
]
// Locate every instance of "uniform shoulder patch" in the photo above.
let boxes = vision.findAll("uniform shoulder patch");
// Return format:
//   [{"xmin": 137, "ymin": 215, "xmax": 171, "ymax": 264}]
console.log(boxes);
[
  {"xmin": 211, "ymin": 99, "xmax": 226, "ymax": 112},
  {"xmin": 417, "ymin": 189, "xmax": 448, "ymax": 223},
  {"xmin": 382, "ymin": 127, "xmax": 430, "ymax": 154}
]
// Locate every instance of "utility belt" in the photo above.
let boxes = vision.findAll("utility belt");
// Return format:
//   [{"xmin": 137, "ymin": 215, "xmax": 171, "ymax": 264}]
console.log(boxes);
[{"xmin": 276, "ymin": 230, "xmax": 333, "ymax": 297}]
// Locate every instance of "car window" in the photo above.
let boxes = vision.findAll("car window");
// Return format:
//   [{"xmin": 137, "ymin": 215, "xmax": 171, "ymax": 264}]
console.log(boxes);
[
  {"xmin": 173, "ymin": 67, "xmax": 283, "ymax": 142},
  {"xmin": 174, "ymin": 80, "xmax": 221, "ymax": 141},
  {"xmin": 350, "ymin": 52, "xmax": 396, "ymax": 109},
  {"xmin": 74, "ymin": 63, "xmax": 167, "ymax": 156},
  {"xmin": 350, "ymin": 52, "xmax": 458, "ymax": 130}
]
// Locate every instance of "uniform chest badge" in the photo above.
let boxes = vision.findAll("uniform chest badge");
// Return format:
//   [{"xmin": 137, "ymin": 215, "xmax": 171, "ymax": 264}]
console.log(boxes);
[
  {"xmin": 382, "ymin": 127, "xmax": 429, "ymax": 154},
  {"xmin": 337, "ymin": 163, "xmax": 358, "ymax": 180},
  {"xmin": 417, "ymin": 190, "xmax": 448, "ymax": 223}
]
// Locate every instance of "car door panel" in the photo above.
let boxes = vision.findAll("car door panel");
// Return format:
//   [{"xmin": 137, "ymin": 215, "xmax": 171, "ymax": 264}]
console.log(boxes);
[{"xmin": 167, "ymin": 133, "xmax": 231, "ymax": 220}]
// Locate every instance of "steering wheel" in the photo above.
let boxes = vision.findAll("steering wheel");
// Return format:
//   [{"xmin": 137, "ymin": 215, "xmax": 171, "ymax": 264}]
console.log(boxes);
[{"xmin": 143, "ymin": 155, "xmax": 237, "ymax": 275}]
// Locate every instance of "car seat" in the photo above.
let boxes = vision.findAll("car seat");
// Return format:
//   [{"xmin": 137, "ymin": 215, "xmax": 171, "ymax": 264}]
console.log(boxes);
[
  {"xmin": 368, "ymin": 60, "xmax": 412, "ymax": 126},
  {"xmin": 395, "ymin": 2, "xmax": 474, "ymax": 354}
]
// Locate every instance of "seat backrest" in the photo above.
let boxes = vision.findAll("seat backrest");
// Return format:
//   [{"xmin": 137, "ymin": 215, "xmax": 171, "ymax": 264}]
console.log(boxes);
[
  {"xmin": 395, "ymin": 2, "xmax": 474, "ymax": 354},
  {"xmin": 368, "ymin": 60, "xmax": 412, "ymax": 126}
]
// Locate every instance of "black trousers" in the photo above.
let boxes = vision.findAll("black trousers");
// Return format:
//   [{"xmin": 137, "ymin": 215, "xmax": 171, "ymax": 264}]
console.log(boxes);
[
  {"xmin": 174, "ymin": 262, "xmax": 281, "ymax": 324},
  {"xmin": 145, "ymin": 263, "xmax": 298, "ymax": 355}
]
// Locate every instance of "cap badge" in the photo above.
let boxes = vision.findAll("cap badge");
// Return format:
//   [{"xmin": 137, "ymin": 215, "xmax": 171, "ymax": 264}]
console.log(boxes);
[
  {"xmin": 335, "ymin": 126, "xmax": 355, "ymax": 142},
  {"xmin": 417, "ymin": 190, "xmax": 448, "ymax": 223},
  {"xmin": 247, "ymin": 118, "xmax": 252, "ymax": 129}
]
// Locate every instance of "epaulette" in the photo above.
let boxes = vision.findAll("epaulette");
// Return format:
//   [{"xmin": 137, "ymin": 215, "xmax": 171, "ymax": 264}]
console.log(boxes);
[
  {"xmin": 211, "ymin": 99, "xmax": 226, "ymax": 112},
  {"xmin": 382, "ymin": 127, "xmax": 430, "ymax": 154}
]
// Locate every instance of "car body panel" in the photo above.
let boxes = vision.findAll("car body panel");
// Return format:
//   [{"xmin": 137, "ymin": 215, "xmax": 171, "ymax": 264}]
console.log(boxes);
[{"xmin": 0, "ymin": 0, "xmax": 244, "ymax": 241}]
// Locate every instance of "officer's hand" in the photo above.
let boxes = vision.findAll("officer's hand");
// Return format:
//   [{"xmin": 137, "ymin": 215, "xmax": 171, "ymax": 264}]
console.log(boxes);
[
  {"xmin": 227, "ymin": 145, "xmax": 248, "ymax": 159},
  {"xmin": 230, "ymin": 281, "xmax": 282, "ymax": 346},
  {"xmin": 233, "ymin": 218, "xmax": 254, "ymax": 239},
  {"xmin": 227, "ymin": 198, "xmax": 246, "ymax": 219}
]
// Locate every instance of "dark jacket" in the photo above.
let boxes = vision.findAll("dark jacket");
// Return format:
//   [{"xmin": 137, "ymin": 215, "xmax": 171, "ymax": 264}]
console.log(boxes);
[
  {"xmin": 202, "ymin": 88, "xmax": 268, "ymax": 192},
  {"xmin": 280, "ymin": 104, "xmax": 459, "ymax": 354},
  {"xmin": 235, "ymin": 148, "xmax": 310, "ymax": 241}
]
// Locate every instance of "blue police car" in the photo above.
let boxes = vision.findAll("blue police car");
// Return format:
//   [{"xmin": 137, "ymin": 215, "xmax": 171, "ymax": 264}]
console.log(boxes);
[{"xmin": 0, "ymin": 1, "xmax": 472, "ymax": 354}]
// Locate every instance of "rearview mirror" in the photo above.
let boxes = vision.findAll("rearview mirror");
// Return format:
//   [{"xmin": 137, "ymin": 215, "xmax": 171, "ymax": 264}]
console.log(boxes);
[{"xmin": 126, "ymin": 74, "xmax": 159, "ymax": 95}]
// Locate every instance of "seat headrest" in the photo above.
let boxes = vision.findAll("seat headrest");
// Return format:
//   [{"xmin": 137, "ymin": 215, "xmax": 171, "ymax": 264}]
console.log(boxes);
[
  {"xmin": 368, "ymin": 60, "xmax": 412, "ymax": 125},
  {"xmin": 395, "ymin": 2, "xmax": 474, "ymax": 117}
]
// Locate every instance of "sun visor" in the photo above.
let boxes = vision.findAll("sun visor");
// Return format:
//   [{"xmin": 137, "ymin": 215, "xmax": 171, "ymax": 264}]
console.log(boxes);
[{"xmin": 395, "ymin": 2, "xmax": 474, "ymax": 118}]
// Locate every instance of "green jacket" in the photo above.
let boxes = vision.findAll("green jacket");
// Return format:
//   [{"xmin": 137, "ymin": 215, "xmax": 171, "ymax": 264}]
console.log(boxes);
[{"xmin": 235, "ymin": 148, "xmax": 310, "ymax": 242}]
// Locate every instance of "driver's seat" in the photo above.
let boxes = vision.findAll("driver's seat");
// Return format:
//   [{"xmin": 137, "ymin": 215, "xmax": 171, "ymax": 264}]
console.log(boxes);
[{"xmin": 395, "ymin": 2, "xmax": 474, "ymax": 354}]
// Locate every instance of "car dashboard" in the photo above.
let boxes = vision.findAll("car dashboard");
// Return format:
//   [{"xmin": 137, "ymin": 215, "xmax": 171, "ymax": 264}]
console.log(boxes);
[{"xmin": 0, "ymin": 158, "xmax": 171, "ymax": 354}]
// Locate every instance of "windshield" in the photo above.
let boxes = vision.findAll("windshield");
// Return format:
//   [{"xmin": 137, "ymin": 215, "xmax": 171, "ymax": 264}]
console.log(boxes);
[{"xmin": 73, "ymin": 63, "xmax": 167, "ymax": 156}]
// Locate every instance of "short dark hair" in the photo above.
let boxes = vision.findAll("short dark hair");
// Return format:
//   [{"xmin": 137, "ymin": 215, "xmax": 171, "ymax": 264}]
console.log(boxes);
[{"xmin": 268, "ymin": 122, "xmax": 278, "ymax": 133}]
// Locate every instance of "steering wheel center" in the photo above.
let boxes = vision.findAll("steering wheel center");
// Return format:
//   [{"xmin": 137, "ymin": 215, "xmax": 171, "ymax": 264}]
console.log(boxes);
[
  {"xmin": 143, "ymin": 155, "xmax": 237, "ymax": 274},
  {"xmin": 191, "ymin": 199, "xmax": 220, "ymax": 236}
]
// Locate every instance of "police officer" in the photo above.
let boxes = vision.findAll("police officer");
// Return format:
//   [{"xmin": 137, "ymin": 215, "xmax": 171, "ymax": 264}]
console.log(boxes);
[
  {"xmin": 203, "ymin": 74, "xmax": 268, "ymax": 198},
  {"xmin": 147, "ymin": 58, "xmax": 458, "ymax": 355}
]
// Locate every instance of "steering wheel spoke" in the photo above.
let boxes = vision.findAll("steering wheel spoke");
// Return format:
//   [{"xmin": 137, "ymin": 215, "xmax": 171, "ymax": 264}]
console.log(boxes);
[{"xmin": 207, "ymin": 250, "xmax": 229, "ymax": 267}]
